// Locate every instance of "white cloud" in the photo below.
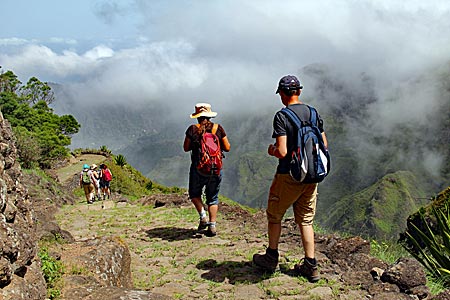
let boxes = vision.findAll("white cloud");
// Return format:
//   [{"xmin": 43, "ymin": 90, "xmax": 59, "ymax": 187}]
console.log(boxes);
[
  {"xmin": 1, "ymin": 41, "xmax": 205, "ymax": 86},
  {"xmin": 48, "ymin": 37, "xmax": 78, "ymax": 45},
  {"xmin": 83, "ymin": 45, "xmax": 114, "ymax": 60},
  {"xmin": 1, "ymin": 44, "xmax": 98, "ymax": 78},
  {"xmin": 0, "ymin": 37, "xmax": 30, "ymax": 46}
]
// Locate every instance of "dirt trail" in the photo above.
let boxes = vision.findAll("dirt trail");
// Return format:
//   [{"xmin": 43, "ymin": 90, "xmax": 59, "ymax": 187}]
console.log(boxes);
[
  {"xmin": 53, "ymin": 155, "xmax": 369, "ymax": 299},
  {"xmin": 56, "ymin": 154, "xmax": 106, "ymax": 183},
  {"xmin": 57, "ymin": 199, "xmax": 355, "ymax": 300}
]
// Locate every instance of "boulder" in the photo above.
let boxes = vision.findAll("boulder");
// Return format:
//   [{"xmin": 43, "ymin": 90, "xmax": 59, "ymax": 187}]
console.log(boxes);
[{"xmin": 381, "ymin": 257, "xmax": 429, "ymax": 298}]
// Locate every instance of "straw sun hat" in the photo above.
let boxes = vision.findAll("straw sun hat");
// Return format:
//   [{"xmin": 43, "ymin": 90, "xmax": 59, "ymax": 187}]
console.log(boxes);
[{"xmin": 190, "ymin": 103, "xmax": 218, "ymax": 119}]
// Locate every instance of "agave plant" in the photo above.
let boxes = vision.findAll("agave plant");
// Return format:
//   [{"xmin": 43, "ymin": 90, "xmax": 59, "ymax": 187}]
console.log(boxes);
[
  {"xmin": 114, "ymin": 154, "xmax": 127, "ymax": 167},
  {"xmin": 100, "ymin": 145, "xmax": 112, "ymax": 154},
  {"xmin": 403, "ymin": 203, "xmax": 450, "ymax": 285}
]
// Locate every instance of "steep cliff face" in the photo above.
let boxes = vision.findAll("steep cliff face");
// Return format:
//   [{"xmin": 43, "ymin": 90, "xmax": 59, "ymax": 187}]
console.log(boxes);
[{"xmin": 0, "ymin": 111, "xmax": 47, "ymax": 299}]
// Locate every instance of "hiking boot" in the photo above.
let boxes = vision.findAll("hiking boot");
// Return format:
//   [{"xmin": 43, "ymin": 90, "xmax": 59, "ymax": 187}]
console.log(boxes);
[
  {"xmin": 252, "ymin": 250, "xmax": 278, "ymax": 272},
  {"xmin": 295, "ymin": 258, "xmax": 320, "ymax": 282},
  {"xmin": 205, "ymin": 224, "xmax": 217, "ymax": 237},
  {"xmin": 198, "ymin": 217, "xmax": 208, "ymax": 231}
]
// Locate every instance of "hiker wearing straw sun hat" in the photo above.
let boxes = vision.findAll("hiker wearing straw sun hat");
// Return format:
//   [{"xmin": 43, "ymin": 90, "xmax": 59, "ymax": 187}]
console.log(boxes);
[
  {"xmin": 189, "ymin": 103, "xmax": 218, "ymax": 119},
  {"xmin": 183, "ymin": 103, "xmax": 231, "ymax": 237},
  {"xmin": 90, "ymin": 164, "xmax": 102, "ymax": 201}
]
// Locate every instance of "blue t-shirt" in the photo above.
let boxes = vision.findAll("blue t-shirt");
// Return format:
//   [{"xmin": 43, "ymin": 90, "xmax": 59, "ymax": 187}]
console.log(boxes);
[{"xmin": 272, "ymin": 103, "xmax": 324, "ymax": 174}]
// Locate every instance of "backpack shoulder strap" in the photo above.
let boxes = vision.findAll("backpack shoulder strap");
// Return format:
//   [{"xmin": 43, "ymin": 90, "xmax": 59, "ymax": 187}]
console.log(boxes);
[
  {"xmin": 211, "ymin": 123, "xmax": 219, "ymax": 135},
  {"xmin": 307, "ymin": 105, "xmax": 318, "ymax": 126},
  {"xmin": 283, "ymin": 105, "xmax": 320, "ymax": 128},
  {"xmin": 195, "ymin": 123, "xmax": 218, "ymax": 133},
  {"xmin": 281, "ymin": 107, "xmax": 301, "ymax": 129}
]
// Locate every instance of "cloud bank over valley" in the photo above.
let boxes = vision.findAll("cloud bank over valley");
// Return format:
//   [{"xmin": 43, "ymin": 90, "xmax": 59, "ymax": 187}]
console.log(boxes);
[{"xmin": 1, "ymin": 0, "xmax": 450, "ymax": 185}]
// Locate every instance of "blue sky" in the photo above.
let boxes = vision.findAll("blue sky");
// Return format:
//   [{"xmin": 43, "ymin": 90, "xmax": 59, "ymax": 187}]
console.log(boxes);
[
  {"xmin": 1, "ymin": 0, "xmax": 450, "ymax": 115},
  {"xmin": 0, "ymin": 0, "xmax": 139, "ymax": 50},
  {"xmin": 0, "ymin": 0, "xmax": 136, "ymax": 38}
]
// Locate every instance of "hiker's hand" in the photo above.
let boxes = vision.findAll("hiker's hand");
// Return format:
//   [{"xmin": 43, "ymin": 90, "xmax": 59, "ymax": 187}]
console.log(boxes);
[{"xmin": 268, "ymin": 144, "xmax": 276, "ymax": 156}]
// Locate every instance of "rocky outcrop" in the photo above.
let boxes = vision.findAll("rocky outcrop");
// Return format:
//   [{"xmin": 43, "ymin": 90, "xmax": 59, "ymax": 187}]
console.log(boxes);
[
  {"xmin": 59, "ymin": 236, "xmax": 137, "ymax": 299},
  {"xmin": 139, "ymin": 193, "xmax": 191, "ymax": 208},
  {"xmin": 0, "ymin": 112, "xmax": 47, "ymax": 299}
]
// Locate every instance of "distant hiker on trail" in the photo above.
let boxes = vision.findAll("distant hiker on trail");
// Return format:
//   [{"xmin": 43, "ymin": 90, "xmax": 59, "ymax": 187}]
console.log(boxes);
[
  {"xmin": 80, "ymin": 163, "xmax": 98, "ymax": 204},
  {"xmin": 91, "ymin": 164, "xmax": 101, "ymax": 201},
  {"xmin": 183, "ymin": 103, "xmax": 231, "ymax": 237},
  {"xmin": 100, "ymin": 163, "xmax": 113, "ymax": 200},
  {"xmin": 253, "ymin": 75, "xmax": 329, "ymax": 282}
]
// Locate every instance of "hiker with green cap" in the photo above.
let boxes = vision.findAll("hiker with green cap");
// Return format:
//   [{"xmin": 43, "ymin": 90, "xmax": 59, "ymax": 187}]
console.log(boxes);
[
  {"xmin": 253, "ymin": 75, "xmax": 329, "ymax": 282},
  {"xmin": 183, "ymin": 103, "xmax": 231, "ymax": 237}
]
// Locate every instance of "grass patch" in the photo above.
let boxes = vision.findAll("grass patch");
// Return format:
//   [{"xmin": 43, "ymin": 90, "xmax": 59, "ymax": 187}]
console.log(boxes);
[
  {"xmin": 427, "ymin": 276, "xmax": 447, "ymax": 295},
  {"xmin": 370, "ymin": 239, "xmax": 410, "ymax": 264},
  {"xmin": 218, "ymin": 194, "xmax": 258, "ymax": 214}
]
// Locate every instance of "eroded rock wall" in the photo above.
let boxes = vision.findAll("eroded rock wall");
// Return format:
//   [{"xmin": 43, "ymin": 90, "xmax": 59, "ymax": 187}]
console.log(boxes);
[{"xmin": 0, "ymin": 111, "xmax": 46, "ymax": 299}]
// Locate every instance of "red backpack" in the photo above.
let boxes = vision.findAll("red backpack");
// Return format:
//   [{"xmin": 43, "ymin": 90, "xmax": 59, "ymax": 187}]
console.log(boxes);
[
  {"xmin": 196, "ymin": 123, "xmax": 223, "ymax": 175},
  {"xmin": 102, "ymin": 168, "xmax": 112, "ymax": 181}
]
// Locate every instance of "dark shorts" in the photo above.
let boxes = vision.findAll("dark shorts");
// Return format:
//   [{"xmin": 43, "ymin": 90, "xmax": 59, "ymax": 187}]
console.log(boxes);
[
  {"xmin": 188, "ymin": 165, "xmax": 221, "ymax": 206},
  {"xmin": 100, "ymin": 180, "xmax": 111, "ymax": 188}
]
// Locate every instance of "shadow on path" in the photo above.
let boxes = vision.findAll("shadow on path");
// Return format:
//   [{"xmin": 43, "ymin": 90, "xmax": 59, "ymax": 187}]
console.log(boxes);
[
  {"xmin": 196, "ymin": 259, "xmax": 307, "ymax": 285},
  {"xmin": 196, "ymin": 259, "xmax": 273, "ymax": 284},
  {"xmin": 145, "ymin": 227, "xmax": 202, "ymax": 241}
]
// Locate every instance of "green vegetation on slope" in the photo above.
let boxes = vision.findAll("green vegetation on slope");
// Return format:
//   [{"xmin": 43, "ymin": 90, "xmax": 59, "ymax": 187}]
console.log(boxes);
[
  {"xmin": 325, "ymin": 171, "xmax": 430, "ymax": 239},
  {"xmin": 0, "ymin": 69, "xmax": 80, "ymax": 168},
  {"xmin": 225, "ymin": 151, "xmax": 276, "ymax": 209},
  {"xmin": 70, "ymin": 151, "xmax": 184, "ymax": 201}
]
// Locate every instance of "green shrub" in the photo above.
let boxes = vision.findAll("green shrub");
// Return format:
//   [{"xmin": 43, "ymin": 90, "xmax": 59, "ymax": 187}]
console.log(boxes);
[
  {"xmin": 71, "ymin": 148, "xmax": 82, "ymax": 156},
  {"xmin": 0, "ymin": 70, "xmax": 80, "ymax": 169},
  {"xmin": 13, "ymin": 126, "xmax": 41, "ymax": 168},
  {"xmin": 38, "ymin": 247, "xmax": 64, "ymax": 299},
  {"xmin": 105, "ymin": 158, "xmax": 152, "ymax": 198},
  {"xmin": 114, "ymin": 154, "xmax": 127, "ymax": 167},
  {"xmin": 100, "ymin": 145, "xmax": 112, "ymax": 154},
  {"xmin": 145, "ymin": 181, "xmax": 153, "ymax": 190}
]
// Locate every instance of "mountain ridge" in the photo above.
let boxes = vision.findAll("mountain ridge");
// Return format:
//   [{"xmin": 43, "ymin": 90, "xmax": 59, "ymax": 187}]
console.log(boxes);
[{"xmin": 323, "ymin": 170, "xmax": 430, "ymax": 239}]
